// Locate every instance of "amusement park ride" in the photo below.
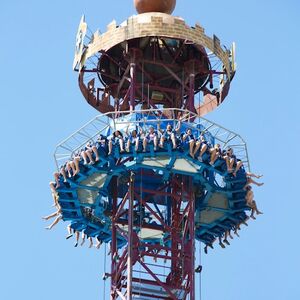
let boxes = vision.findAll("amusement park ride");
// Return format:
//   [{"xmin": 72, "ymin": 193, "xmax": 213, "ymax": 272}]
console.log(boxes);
[{"xmin": 47, "ymin": 0, "xmax": 258, "ymax": 299}]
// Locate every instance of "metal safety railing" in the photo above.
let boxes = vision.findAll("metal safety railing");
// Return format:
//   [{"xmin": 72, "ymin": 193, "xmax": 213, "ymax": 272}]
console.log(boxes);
[{"xmin": 54, "ymin": 108, "xmax": 250, "ymax": 171}]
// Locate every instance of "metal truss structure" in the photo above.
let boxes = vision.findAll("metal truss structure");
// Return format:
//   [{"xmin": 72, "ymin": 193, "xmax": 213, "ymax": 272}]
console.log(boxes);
[{"xmin": 109, "ymin": 174, "xmax": 195, "ymax": 299}]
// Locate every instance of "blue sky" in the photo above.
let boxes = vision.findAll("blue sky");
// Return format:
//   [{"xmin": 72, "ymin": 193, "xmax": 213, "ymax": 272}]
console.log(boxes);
[{"xmin": 0, "ymin": 0, "xmax": 299, "ymax": 299}]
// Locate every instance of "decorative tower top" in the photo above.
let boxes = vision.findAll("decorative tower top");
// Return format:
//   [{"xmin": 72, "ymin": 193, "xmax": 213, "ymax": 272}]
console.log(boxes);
[{"xmin": 134, "ymin": 0, "xmax": 176, "ymax": 14}]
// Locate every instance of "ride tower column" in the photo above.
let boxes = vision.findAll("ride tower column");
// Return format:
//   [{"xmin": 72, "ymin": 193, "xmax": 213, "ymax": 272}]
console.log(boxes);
[{"xmin": 109, "ymin": 172, "xmax": 196, "ymax": 299}]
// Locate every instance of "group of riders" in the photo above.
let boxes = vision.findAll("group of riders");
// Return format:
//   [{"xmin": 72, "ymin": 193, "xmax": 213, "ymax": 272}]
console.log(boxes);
[{"xmin": 44, "ymin": 122, "xmax": 263, "ymax": 254}]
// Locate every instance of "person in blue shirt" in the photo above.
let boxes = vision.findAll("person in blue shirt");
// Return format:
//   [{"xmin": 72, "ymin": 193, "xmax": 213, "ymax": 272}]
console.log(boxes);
[
  {"xmin": 159, "ymin": 120, "xmax": 181, "ymax": 149},
  {"xmin": 81, "ymin": 141, "xmax": 99, "ymax": 164},
  {"xmin": 192, "ymin": 133, "xmax": 209, "ymax": 161},
  {"xmin": 108, "ymin": 130, "xmax": 125, "ymax": 155},
  {"xmin": 209, "ymin": 143, "xmax": 222, "ymax": 165},
  {"xmin": 96, "ymin": 134, "xmax": 108, "ymax": 154},
  {"xmin": 181, "ymin": 128, "xmax": 195, "ymax": 157},
  {"xmin": 224, "ymin": 147, "xmax": 243, "ymax": 176},
  {"xmin": 143, "ymin": 125, "xmax": 159, "ymax": 151},
  {"xmin": 125, "ymin": 127, "xmax": 142, "ymax": 152}
]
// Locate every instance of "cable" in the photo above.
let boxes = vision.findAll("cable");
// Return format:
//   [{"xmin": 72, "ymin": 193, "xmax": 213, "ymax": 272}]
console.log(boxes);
[
  {"xmin": 199, "ymin": 241, "xmax": 202, "ymax": 300},
  {"xmin": 103, "ymin": 243, "xmax": 107, "ymax": 300},
  {"xmin": 138, "ymin": 169, "xmax": 143, "ymax": 297}
]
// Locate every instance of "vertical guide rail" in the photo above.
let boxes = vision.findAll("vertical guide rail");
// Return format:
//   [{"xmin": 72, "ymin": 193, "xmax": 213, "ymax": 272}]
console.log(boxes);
[
  {"xmin": 189, "ymin": 176, "xmax": 195, "ymax": 300},
  {"xmin": 127, "ymin": 172, "xmax": 134, "ymax": 300},
  {"xmin": 170, "ymin": 176, "xmax": 182, "ymax": 290},
  {"xmin": 111, "ymin": 176, "xmax": 118, "ymax": 300}
]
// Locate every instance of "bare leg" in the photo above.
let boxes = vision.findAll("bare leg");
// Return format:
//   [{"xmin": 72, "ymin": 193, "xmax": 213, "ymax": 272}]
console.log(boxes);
[
  {"xmin": 143, "ymin": 138, "xmax": 147, "ymax": 152},
  {"xmin": 210, "ymin": 149, "xmax": 217, "ymax": 164},
  {"xmin": 43, "ymin": 211, "xmax": 59, "ymax": 220},
  {"xmin": 233, "ymin": 161, "xmax": 243, "ymax": 177},
  {"xmin": 171, "ymin": 133, "xmax": 176, "ymax": 149},
  {"xmin": 225, "ymin": 157, "xmax": 234, "ymax": 172},
  {"xmin": 96, "ymin": 239, "xmax": 102, "ymax": 249},
  {"xmin": 92, "ymin": 146, "xmax": 99, "ymax": 161},
  {"xmin": 135, "ymin": 138, "xmax": 139, "ymax": 151},
  {"xmin": 66, "ymin": 163, "xmax": 72, "ymax": 177},
  {"xmin": 74, "ymin": 157, "xmax": 80, "ymax": 175},
  {"xmin": 193, "ymin": 141, "xmax": 201, "ymax": 156},
  {"xmin": 86, "ymin": 150, "xmax": 95, "ymax": 164},
  {"xmin": 204, "ymin": 245, "xmax": 208, "ymax": 254},
  {"xmin": 225, "ymin": 156, "xmax": 230, "ymax": 171},
  {"xmin": 108, "ymin": 140, "xmax": 113, "ymax": 155},
  {"xmin": 234, "ymin": 226, "xmax": 240, "ymax": 237},
  {"xmin": 223, "ymin": 231, "xmax": 230, "ymax": 245},
  {"xmin": 199, "ymin": 144, "xmax": 208, "ymax": 158},
  {"xmin": 253, "ymin": 200, "xmax": 263, "ymax": 215},
  {"xmin": 81, "ymin": 151, "xmax": 88, "ymax": 164},
  {"xmin": 204, "ymin": 240, "xmax": 215, "ymax": 254},
  {"xmin": 66, "ymin": 225, "xmax": 73, "ymax": 239},
  {"xmin": 81, "ymin": 233, "xmax": 86, "ymax": 246},
  {"xmin": 51, "ymin": 192, "xmax": 59, "ymax": 208},
  {"xmin": 60, "ymin": 168, "xmax": 67, "ymax": 182},
  {"xmin": 49, "ymin": 181, "xmax": 57, "ymax": 194},
  {"xmin": 210, "ymin": 154, "xmax": 219, "ymax": 165},
  {"xmin": 53, "ymin": 173, "xmax": 60, "ymax": 188},
  {"xmin": 126, "ymin": 140, "xmax": 130, "ymax": 152},
  {"xmin": 208, "ymin": 240, "xmax": 215, "ymax": 249},
  {"xmin": 45, "ymin": 215, "xmax": 62, "ymax": 230},
  {"xmin": 219, "ymin": 236, "xmax": 225, "ymax": 248},
  {"xmin": 69, "ymin": 161, "xmax": 77, "ymax": 176},
  {"xmin": 246, "ymin": 190, "xmax": 254, "ymax": 207},
  {"xmin": 119, "ymin": 139, "xmax": 125, "ymax": 152},
  {"xmin": 248, "ymin": 177, "xmax": 264, "ymax": 187},
  {"xmin": 189, "ymin": 140, "xmax": 195, "ymax": 158},
  {"xmin": 88, "ymin": 237, "xmax": 93, "ymax": 248},
  {"xmin": 241, "ymin": 218, "xmax": 248, "ymax": 227},
  {"xmin": 74, "ymin": 231, "xmax": 80, "ymax": 247},
  {"xmin": 153, "ymin": 136, "xmax": 158, "ymax": 150},
  {"xmin": 250, "ymin": 208, "xmax": 256, "ymax": 219},
  {"xmin": 229, "ymin": 159, "xmax": 234, "ymax": 172},
  {"xmin": 247, "ymin": 172, "xmax": 263, "ymax": 179}
]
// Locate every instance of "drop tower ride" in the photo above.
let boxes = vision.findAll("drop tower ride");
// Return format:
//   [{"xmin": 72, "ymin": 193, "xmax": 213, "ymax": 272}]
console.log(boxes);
[{"xmin": 51, "ymin": 1, "xmax": 252, "ymax": 299}]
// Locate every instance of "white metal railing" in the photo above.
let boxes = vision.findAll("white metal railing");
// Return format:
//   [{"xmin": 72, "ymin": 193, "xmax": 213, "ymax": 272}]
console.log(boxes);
[{"xmin": 54, "ymin": 108, "xmax": 250, "ymax": 171}]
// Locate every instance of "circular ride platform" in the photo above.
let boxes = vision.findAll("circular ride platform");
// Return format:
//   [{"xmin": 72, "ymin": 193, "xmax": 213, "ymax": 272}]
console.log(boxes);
[{"xmin": 54, "ymin": 108, "xmax": 250, "ymax": 249}]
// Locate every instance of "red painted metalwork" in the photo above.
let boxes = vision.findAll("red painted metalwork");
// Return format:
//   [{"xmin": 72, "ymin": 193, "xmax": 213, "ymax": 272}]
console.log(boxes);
[
  {"xmin": 111, "ymin": 176, "xmax": 119, "ymax": 299},
  {"xmin": 79, "ymin": 40, "xmax": 213, "ymax": 115},
  {"xmin": 109, "ymin": 173, "xmax": 196, "ymax": 299},
  {"xmin": 127, "ymin": 173, "xmax": 134, "ymax": 299}
]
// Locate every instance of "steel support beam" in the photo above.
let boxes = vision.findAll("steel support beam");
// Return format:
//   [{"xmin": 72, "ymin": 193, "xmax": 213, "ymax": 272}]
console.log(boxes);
[
  {"xmin": 109, "ymin": 172, "xmax": 196, "ymax": 299},
  {"xmin": 127, "ymin": 173, "xmax": 134, "ymax": 300}
]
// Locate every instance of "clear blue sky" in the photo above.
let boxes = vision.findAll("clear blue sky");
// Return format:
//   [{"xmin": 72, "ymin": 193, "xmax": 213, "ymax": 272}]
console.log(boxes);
[{"xmin": 0, "ymin": 0, "xmax": 299, "ymax": 299}]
